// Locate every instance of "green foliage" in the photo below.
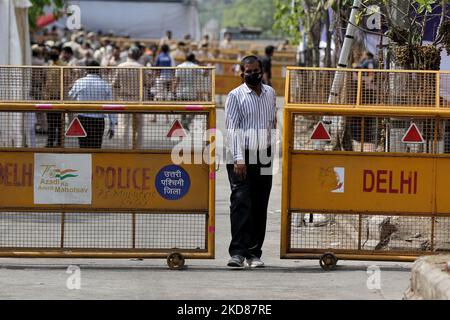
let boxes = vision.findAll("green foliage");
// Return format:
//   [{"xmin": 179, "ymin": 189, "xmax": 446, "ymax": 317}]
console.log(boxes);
[
  {"xmin": 28, "ymin": 0, "xmax": 66, "ymax": 31},
  {"xmin": 273, "ymin": 0, "xmax": 302, "ymax": 44},
  {"xmin": 222, "ymin": 0, "xmax": 278, "ymax": 37},
  {"xmin": 415, "ymin": 0, "xmax": 437, "ymax": 13},
  {"xmin": 198, "ymin": 0, "xmax": 280, "ymax": 38},
  {"xmin": 273, "ymin": 0, "xmax": 350, "ymax": 45}
]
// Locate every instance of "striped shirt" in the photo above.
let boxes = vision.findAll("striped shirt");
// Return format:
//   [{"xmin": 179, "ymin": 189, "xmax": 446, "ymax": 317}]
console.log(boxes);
[
  {"xmin": 225, "ymin": 83, "xmax": 277, "ymax": 162},
  {"xmin": 68, "ymin": 74, "xmax": 118, "ymax": 125}
]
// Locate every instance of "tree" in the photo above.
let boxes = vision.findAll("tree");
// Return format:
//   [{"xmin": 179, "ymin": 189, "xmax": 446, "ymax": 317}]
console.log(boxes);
[
  {"xmin": 274, "ymin": 0, "xmax": 354, "ymax": 67},
  {"xmin": 222, "ymin": 0, "xmax": 279, "ymax": 37},
  {"xmin": 198, "ymin": 0, "xmax": 280, "ymax": 38},
  {"xmin": 358, "ymin": 0, "xmax": 450, "ymax": 70},
  {"xmin": 274, "ymin": 0, "xmax": 450, "ymax": 69},
  {"xmin": 334, "ymin": 0, "xmax": 450, "ymax": 70},
  {"xmin": 28, "ymin": 0, "xmax": 67, "ymax": 31}
]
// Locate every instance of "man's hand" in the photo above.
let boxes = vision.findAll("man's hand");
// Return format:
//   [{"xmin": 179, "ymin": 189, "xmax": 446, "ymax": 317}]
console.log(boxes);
[
  {"xmin": 234, "ymin": 163, "xmax": 246, "ymax": 180},
  {"xmin": 107, "ymin": 129, "xmax": 114, "ymax": 139}
]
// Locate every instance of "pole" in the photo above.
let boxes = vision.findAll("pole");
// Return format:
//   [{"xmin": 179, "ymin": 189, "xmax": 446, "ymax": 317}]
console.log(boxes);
[
  {"xmin": 328, "ymin": 0, "xmax": 362, "ymax": 103},
  {"xmin": 318, "ymin": 0, "xmax": 362, "ymax": 151}
]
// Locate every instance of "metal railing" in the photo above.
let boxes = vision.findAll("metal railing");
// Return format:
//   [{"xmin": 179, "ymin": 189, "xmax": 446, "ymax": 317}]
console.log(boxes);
[
  {"xmin": 0, "ymin": 65, "xmax": 215, "ymax": 105},
  {"xmin": 0, "ymin": 66, "xmax": 216, "ymax": 269},
  {"xmin": 282, "ymin": 67, "xmax": 450, "ymax": 269}
]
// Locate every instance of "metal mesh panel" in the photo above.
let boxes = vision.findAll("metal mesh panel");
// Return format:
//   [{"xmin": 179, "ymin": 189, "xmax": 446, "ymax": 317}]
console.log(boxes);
[
  {"xmin": 360, "ymin": 215, "xmax": 432, "ymax": 252},
  {"xmin": 289, "ymin": 212, "xmax": 435, "ymax": 253},
  {"xmin": 136, "ymin": 213, "xmax": 206, "ymax": 250},
  {"xmin": 440, "ymin": 72, "xmax": 450, "ymax": 108},
  {"xmin": 143, "ymin": 68, "xmax": 213, "ymax": 103},
  {"xmin": 292, "ymin": 114, "xmax": 437, "ymax": 153},
  {"xmin": 0, "ymin": 66, "xmax": 214, "ymax": 104},
  {"xmin": 111, "ymin": 68, "xmax": 141, "ymax": 102},
  {"xmin": 0, "ymin": 111, "xmax": 208, "ymax": 151},
  {"xmin": 384, "ymin": 118, "xmax": 436, "ymax": 153},
  {"xmin": 434, "ymin": 217, "xmax": 450, "ymax": 252},
  {"xmin": 0, "ymin": 67, "xmax": 61, "ymax": 101},
  {"xmin": 0, "ymin": 112, "xmax": 39, "ymax": 148},
  {"xmin": 362, "ymin": 72, "xmax": 437, "ymax": 107},
  {"xmin": 64, "ymin": 213, "xmax": 132, "ymax": 248},
  {"xmin": 0, "ymin": 212, "xmax": 61, "ymax": 248},
  {"xmin": 290, "ymin": 213, "xmax": 359, "ymax": 250},
  {"xmin": 437, "ymin": 119, "xmax": 450, "ymax": 154},
  {"xmin": 292, "ymin": 114, "xmax": 376, "ymax": 152},
  {"xmin": 0, "ymin": 211, "xmax": 207, "ymax": 251},
  {"xmin": 64, "ymin": 67, "xmax": 139, "ymax": 103},
  {"xmin": 63, "ymin": 112, "xmax": 208, "ymax": 150},
  {"xmin": 288, "ymin": 69, "xmax": 357, "ymax": 105},
  {"xmin": 288, "ymin": 69, "xmax": 437, "ymax": 107}
]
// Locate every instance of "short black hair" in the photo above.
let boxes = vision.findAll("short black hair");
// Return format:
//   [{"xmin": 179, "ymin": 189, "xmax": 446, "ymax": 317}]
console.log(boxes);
[
  {"xmin": 161, "ymin": 44, "xmax": 170, "ymax": 53},
  {"xmin": 186, "ymin": 53, "xmax": 196, "ymax": 63},
  {"xmin": 86, "ymin": 59, "xmax": 100, "ymax": 67},
  {"xmin": 49, "ymin": 48, "xmax": 60, "ymax": 62},
  {"xmin": 86, "ymin": 59, "xmax": 100, "ymax": 74},
  {"xmin": 240, "ymin": 55, "xmax": 263, "ymax": 73},
  {"xmin": 62, "ymin": 46, "xmax": 73, "ymax": 55},
  {"xmin": 265, "ymin": 45, "xmax": 275, "ymax": 56}
]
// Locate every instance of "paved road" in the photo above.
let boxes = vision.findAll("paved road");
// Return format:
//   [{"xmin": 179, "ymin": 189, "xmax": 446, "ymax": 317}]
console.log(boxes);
[{"xmin": 0, "ymin": 105, "xmax": 413, "ymax": 300}]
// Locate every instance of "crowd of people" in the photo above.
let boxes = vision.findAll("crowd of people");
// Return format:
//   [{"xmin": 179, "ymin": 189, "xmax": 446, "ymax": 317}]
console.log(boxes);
[
  {"xmin": 33, "ymin": 27, "xmax": 255, "ymax": 69},
  {"xmin": 29, "ymin": 27, "xmax": 220, "ymax": 149},
  {"xmin": 24, "ymin": 27, "xmax": 287, "ymax": 149},
  {"xmin": 32, "ymin": 27, "xmax": 287, "ymax": 80}
]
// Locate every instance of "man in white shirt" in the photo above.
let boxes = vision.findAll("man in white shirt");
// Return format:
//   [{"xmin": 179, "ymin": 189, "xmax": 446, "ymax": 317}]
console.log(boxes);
[
  {"xmin": 68, "ymin": 60, "xmax": 117, "ymax": 148},
  {"xmin": 224, "ymin": 55, "xmax": 277, "ymax": 269},
  {"xmin": 175, "ymin": 53, "xmax": 201, "ymax": 100},
  {"xmin": 174, "ymin": 53, "xmax": 203, "ymax": 129},
  {"xmin": 220, "ymin": 32, "xmax": 235, "ymax": 50}
]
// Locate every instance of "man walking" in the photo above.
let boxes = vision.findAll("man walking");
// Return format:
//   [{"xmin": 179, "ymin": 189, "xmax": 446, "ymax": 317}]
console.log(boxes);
[
  {"xmin": 225, "ymin": 55, "xmax": 277, "ymax": 269},
  {"xmin": 262, "ymin": 45, "xmax": 275, "ymax": 87}
]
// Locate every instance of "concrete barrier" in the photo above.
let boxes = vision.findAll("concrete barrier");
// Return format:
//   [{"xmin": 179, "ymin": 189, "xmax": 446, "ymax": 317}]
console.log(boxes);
[{"xmin": 404, "ymin": 255, "xmax": 450, "ymax": 300}]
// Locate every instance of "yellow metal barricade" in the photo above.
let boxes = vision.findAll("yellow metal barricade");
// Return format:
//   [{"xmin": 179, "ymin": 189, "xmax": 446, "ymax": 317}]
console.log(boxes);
[
  {"xmin": 282, "ymin": 67, "xmax": 450, "ymax": 270},
  {"xmin": 0, "ymin": 66, "xmax": 216, "ymax": 269}
]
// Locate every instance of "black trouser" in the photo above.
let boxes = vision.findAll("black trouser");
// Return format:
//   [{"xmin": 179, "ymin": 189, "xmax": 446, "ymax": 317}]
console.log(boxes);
[
  {"xmin": 46, "ymin": 112, "xmax": 62, "ymax": 147},
  {"xmin": 227, "ymin": 148, "xmax": 273, "ymax": 259},
  {"xmin": 78, "ymin": 116, "xmax": 105, "ymax": 148}
]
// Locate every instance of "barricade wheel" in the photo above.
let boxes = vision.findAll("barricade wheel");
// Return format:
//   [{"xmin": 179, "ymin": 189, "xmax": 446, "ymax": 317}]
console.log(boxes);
[
  {"xmin": 167, "ymin": 252, "xmax": 185, "ymax": 270},
  {"xmin": 319, "ymin": 252, "xmax": 337, "ymax": 271}
]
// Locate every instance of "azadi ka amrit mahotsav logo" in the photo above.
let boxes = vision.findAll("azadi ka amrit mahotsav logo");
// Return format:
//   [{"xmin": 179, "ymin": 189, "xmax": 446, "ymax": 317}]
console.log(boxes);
[{"xmin": 54, "ymin": 168, "xmax": 79, "ymax": 181}]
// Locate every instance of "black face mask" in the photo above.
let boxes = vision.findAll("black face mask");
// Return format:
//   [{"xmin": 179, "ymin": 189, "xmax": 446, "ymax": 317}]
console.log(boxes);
[{"xmin": 244, "ymin": 72, "xmax": 263, "ymax": 86}]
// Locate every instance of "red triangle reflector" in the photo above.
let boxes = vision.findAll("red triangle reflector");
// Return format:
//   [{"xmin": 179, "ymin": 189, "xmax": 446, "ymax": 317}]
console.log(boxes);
[
  {"xmin": 402, "ymin": 123, "xmax": 425, "ymax": 144},
  {"xmin": 167, "ymin": 120, "xmax": 187, "ymax": 138},
  {"xmin": 310, "ymin": 121, "xmax": 332, "ymax": 141},
  {"xmin": 65, "ymin": 117, "xmax": 87, "ymax": 137}
]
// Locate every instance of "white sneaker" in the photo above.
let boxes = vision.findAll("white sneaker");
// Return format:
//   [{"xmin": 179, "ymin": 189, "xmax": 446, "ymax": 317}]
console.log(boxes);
[
  {"xmin": 247, "ymin": 257, "xmax": 264, "ymax": 268},
  {"xmin": 227, "ymin": 255, "xmax": 245, "ymax": 269}
]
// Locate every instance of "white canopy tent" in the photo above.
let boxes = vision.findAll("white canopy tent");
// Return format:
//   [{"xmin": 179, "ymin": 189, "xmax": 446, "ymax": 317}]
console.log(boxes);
[
  {"xmin": 60, "ymin": 0, "xmax": 201, "ymax": 40},
  {"xmin": 0, "ymin": 0, "xmax": 34, "ymax": 148}
]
